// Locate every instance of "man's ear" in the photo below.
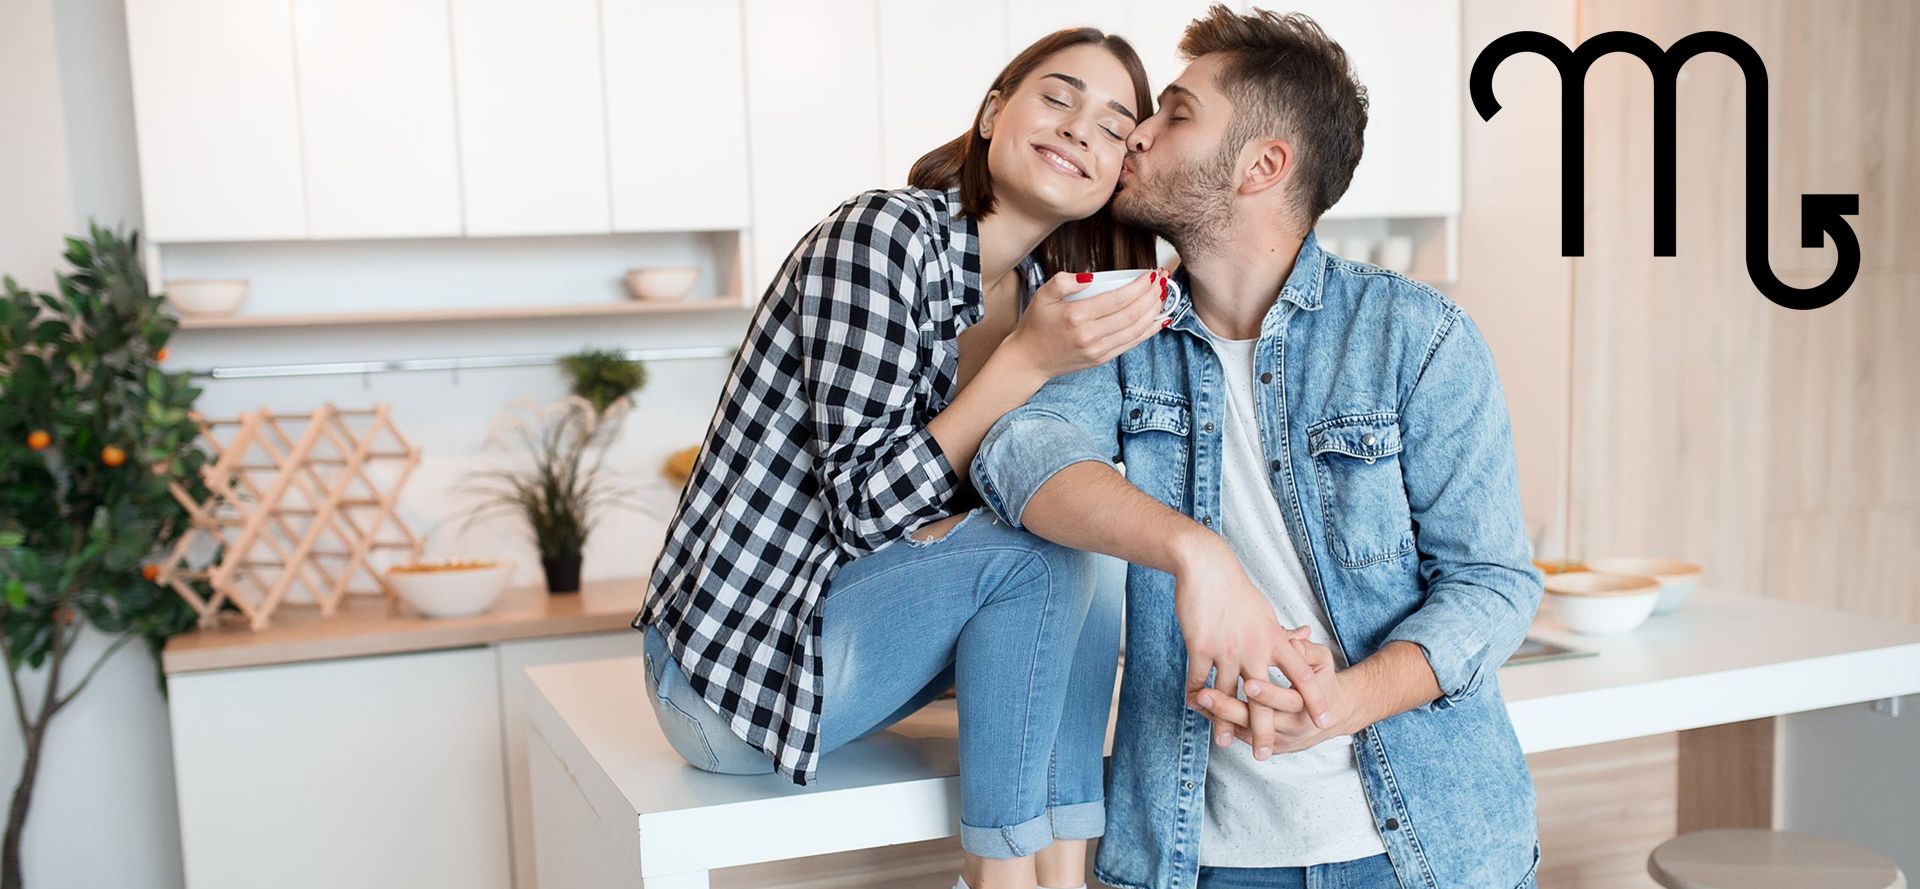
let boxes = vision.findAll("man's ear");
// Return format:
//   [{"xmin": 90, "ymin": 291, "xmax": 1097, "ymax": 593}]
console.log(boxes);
[
  {"xmin": 978, "ymin": 89, "xmax": 1005, "ymax": 139},
  {"xmin": 1239, "ymin": 137, "xmax": 1293, "ymax": 197}
]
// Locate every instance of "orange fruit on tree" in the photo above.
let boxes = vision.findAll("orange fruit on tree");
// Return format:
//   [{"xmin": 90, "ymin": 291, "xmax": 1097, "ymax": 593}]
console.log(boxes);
[
  {"xmin": 101, "ymin": 445, "xmax": 127, "ymax": 467},
  {"xmin": 26, "ymin": 430, "xmax": 51, "ymax": 451},
  {"xmin": 155, "ymin": 347, "xmax": 169, "ymax": 362},
  {"xmin": 142, "ymin": 564, "xmax": 161, "ymax": 582}
]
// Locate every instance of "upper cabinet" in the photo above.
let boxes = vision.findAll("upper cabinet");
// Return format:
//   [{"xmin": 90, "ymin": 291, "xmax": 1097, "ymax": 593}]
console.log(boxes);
[
  {"xmin": 291, "ymin": 0, "xmax": 464, "ymax": 239},
  {"xmin": 1286, "ymin": 0, "xmax": 1462, "ymax": 220},
  {"xmin": 602, "ymin": 0, "xmax": 750, "ymax": 232},
  {"xmin": 876, "ymin": 3, "xmax": 1008, "ymax": 187},
  {"xmin": 741, "ymin": 0, "xmax": 884, "ymax": 289},
  {"xmin": 124, "ymin": 0, "xmax": 308, "ymax": 242},
  {"xmin": 449, "ymin": 0, "xmax": 611, "ymax": 237}
]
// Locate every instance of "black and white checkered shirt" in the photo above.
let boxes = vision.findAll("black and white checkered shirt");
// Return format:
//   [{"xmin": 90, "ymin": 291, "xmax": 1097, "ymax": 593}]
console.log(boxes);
[{"xmin": 635, "ymin": 186, "xmax": 1042, "ymax": 785}]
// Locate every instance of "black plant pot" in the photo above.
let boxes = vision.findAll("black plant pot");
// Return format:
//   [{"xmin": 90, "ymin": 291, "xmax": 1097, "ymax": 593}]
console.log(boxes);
[{"xmin": 540, "ymin": 554, "xmax": 582, "ymax": 594}]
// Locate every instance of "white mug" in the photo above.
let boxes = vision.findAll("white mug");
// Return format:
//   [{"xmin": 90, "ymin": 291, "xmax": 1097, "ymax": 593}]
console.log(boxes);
[{"xmin": 1060, "ymin": 268, "xmax": 1176, "ymax": 322}]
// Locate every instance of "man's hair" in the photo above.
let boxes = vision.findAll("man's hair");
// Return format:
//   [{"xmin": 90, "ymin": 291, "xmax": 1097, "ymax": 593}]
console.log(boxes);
[{"xmin": 1179, "ymin": 6, "xmax": 1369, "ymax": 225}]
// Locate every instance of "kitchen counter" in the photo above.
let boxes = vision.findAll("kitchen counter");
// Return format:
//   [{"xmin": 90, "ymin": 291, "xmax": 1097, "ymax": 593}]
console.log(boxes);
[
  {"xmin": 520, "ymin": 589, "xmax": 1920, "ymax": 886},
  {"xmin": 160, "ymin": 577, "xmax": 646, "ymax": 674}
]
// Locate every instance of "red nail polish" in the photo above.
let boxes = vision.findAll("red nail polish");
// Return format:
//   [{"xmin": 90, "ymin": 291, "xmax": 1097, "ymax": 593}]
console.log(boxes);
[
  {"xmin": 1076, "ymin": 272, "xmax": 1093, "ymax": 283},
  {"xmin": 1160, "ymin": 318, "xmax": 1172, "ymax": 328},
  {"xmin": 1161, "ymin": 280, "xmax": 1168, "ymax": 299}
]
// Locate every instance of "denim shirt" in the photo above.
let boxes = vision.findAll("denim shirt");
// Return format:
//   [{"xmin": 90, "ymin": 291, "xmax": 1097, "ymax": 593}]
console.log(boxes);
[{"xmin": 970, "ymin": 234, "xmax": 1543, "ymax": 889}]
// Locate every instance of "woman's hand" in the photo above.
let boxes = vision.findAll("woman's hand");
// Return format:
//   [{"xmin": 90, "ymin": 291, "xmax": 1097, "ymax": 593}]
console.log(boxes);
[{"xmin": 1001, "ymin": 269, "xmax": 1168, "ymax": 380}]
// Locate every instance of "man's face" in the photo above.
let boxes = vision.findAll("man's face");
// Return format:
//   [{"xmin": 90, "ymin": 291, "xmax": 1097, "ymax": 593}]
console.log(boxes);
[{"xmin": 1112, "ymin": 54, "xmax": 1242, "ymax": 254}]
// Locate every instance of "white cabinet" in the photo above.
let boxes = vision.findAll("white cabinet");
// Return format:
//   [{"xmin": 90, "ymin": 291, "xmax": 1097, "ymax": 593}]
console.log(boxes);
[
  {"xmin": 123, "ymin": 0, "xmax": 308, "ymax": 242},
  {"xmin": 291, "ymin": 0, "xmax": 464, "ymax": 239},
  {"xmin": 1286, "ymin": 0, "xmax": 1462, "ymax": 220},
  {"xmin": 167, "ymin": 647, "xmax": 512, "ymax": 889},
  {"xmin": 449, "ymin": 0, "xmax": 612, "ymax": 236},
  {"xmin": 495, "ymin": 631, "xmax": 645, "ymax": 889},
  {"xmin": 742, "ymin": 0, "xmax": 884, "ymax": 292},
  {"xmin": 603, "ymin": 0, "xmax": 751, "ymax": 232},
  {"xmin": 876, "ymin": 3, "xmax": 1008, "ymax": 187}
]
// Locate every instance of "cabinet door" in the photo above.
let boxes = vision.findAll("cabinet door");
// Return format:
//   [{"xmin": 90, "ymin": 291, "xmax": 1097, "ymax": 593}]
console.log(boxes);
[
  {"xmin": 450, "ymin": 0, "xmax": 611, "ymax": 236},
  {"xmin": 1288, "ymin": 0, "xmax": 1462, "ymax": 219},
  {"xmin": 603, "ymin": 0, "xmax": 750, "ymax": 232},
  {"xmin": 742, "ymin": 0, "xmax": 884, "ymax": 292},
  {"xmin": 292, "ymin": 0, "xmax": 464, "ymax": 239},
  {"xmin": 168, "ymin": 648, "xmax": 510, "ymax": 889},
  {"xmin": 496, "ymin": 631, "xmax": 646, "ymax": 889},
  {"xmin": 876, "ymin": 2, "xmax": 1008, "ymax": 187},
  {"xmin": 124, "ymin": 0, "xmax": 307, "ymax": 242}
]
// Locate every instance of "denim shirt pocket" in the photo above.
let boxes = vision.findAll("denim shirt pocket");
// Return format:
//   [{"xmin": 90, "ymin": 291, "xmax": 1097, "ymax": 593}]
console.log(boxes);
[
  {"xmin": 1119, "ymin": 389, "xmax": 1190, "ymax": 508},
  {"xmin": 1307, "ymin": 411, "xmax": 1415, "ymax": 568}
]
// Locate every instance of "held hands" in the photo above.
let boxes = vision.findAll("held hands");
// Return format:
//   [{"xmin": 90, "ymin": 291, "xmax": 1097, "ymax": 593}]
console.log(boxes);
[
  {"xmin": 1174, "ymin": 537, "xmax": 1351, "ymax": 762},
  {"xmin": 1001, "ymin": 269, "xmax": 1168, "ymax": 380},
  {"xmin": 1187, "ymin": 632, "xmax": 1357, "ymax": 760}
]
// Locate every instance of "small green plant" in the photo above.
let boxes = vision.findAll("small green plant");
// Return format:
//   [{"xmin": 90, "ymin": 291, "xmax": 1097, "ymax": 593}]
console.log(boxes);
[
  {"xmin": 0, "ymin": 224, "xmax": 207, "ymax": 889},
  {"xmin": 461, "ymin": 397, "xmax": 634, "ymax": 592},
  {"xmin": 558, "ymin": 348, "xmax": 647, "ymax": 417}
]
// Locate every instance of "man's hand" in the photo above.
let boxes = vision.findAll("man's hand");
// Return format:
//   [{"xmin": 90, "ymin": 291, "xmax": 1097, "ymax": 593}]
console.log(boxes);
[
  {"xmin": 1173, "ymin": 536, "xmax": 1334, "ymax": 740},
  {"xmin": 1187, "ymin": 634, "xmax": 1360, "ymax": 758}
]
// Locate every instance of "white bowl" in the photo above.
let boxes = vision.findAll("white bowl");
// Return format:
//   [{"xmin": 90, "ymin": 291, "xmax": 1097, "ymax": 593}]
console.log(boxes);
[
  {"xmin": 382, "ymin": 560, "xmax": 514, "ymax": 619},
  {"xmin": 1543, "ymin": 571, "xmax": 1660, "ymax": 635},
  {"xmin": 624, "ymin": 267, "xmax": 701, "ymax": 301},
  {"xmin": 1587, "ymin": 557, "xmax": 1702, "ymax": 614},
  {"xmin": 166, "ymin": 279, "xmax": 249, "ymax": 317}
]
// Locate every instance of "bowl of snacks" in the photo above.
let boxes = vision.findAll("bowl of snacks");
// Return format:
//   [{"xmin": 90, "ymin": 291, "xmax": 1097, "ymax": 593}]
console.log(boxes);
[
  {"xmin": 1587, "ymin": 556, "xmax": 1702, "ymax": 614},
  {"xmin": 383, "ymin": 559, "xmax": 514, "ymax": 619},
  {"xmin": 1543, "ymin": 571, "xmax": 1660, "ymax": 635}
]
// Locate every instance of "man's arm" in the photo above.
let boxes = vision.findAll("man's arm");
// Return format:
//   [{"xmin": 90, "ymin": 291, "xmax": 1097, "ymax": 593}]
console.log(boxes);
[
  {"xmin": 1376, "ymin": 307, "xmax": 1543, "ymax": 714},
  {"xmin": 973, "ymin": 363, "xmax": 1336, "ymax": 730}
]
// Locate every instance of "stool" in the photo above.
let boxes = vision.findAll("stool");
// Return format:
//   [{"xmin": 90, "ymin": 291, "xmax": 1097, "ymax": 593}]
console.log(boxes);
[{"xmin": 1649, "ymin": 829, "xmax": 1907, "ymax": 889}]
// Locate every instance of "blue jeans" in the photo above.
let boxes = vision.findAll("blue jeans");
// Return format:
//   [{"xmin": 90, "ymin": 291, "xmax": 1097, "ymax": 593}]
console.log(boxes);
[
  {"xmin": 642, "ymin": 506, "xmax": 1124, "ymax": 859},
  {"xmin": 1195, "ymin": 853, "xmax": 1402, "ymax": 889}
]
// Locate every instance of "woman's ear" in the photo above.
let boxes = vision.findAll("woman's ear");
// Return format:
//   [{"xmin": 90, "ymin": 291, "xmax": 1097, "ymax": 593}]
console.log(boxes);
[{"xmin": 978, "ymin": 89, "xmax": 1004, "ymax": 139}]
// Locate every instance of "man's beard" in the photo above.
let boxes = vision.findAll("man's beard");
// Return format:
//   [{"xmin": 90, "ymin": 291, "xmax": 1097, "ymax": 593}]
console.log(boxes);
[{"xmin": 1113, "ymin": 140, "xmax": 1239, "ymax": 257}]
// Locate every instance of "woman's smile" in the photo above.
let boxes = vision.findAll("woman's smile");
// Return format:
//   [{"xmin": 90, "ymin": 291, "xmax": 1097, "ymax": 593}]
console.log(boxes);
[{"xmin": 1033, "ymin": 143, "xmax": 1090, "ymax": 178}]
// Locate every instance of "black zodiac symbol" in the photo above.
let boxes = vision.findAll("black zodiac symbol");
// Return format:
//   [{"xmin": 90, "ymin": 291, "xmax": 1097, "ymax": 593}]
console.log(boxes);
[{"xmin": 1470, "ymin": 30, "xmax": 1861, "ymax": 310}]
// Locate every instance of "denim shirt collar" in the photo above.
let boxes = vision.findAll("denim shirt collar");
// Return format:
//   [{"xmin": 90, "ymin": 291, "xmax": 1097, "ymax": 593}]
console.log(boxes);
[{"xmin": 1164, "ymin": 230, "xmax": 1328, "ymax": 338}]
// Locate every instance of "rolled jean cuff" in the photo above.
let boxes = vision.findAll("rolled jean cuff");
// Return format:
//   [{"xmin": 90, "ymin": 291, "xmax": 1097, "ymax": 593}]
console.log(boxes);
[
  {"xmin": 1048, "ymin": 799, "xmax": 1105, "ymax": 840},
  {"xmin": 960, "ymin": 809, "xmax": 1055, "ymax": 859}
]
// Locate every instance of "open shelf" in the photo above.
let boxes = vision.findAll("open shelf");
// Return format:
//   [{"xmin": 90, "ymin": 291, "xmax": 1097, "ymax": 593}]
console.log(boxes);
[{"xmin": 173, "ymin": 297, "xmax": 750, "ymax": 330}]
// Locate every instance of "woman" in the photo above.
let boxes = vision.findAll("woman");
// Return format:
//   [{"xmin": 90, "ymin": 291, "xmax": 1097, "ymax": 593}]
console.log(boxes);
[{"xmin": 636, "ymin": 28, "xmax": 1164, "ymax": 889}]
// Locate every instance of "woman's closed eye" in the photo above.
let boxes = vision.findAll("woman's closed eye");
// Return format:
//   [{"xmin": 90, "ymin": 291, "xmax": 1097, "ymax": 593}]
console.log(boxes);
[{"xmin": 1044, "ymin": 93, "xmax": 1127, "ymax": 142}]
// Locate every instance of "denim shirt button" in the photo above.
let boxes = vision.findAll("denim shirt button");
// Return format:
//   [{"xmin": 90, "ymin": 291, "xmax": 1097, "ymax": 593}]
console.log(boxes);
[
  {"xmin": 1269, "ymin": 460, "xmax": 1281, "ymax": 472},
  {"xmin": 1204, "ymin": 422, "xmax": 1215, "ymax": 433},
  {"xmin": 1130, "ymin": 408, "xmax": 1143, "ymax": 420},
  {"xmin": 1361, "ymin": 432, "xmax": 1377, "ymax": 446},
  {"xmin": 1383, "ymin": 817, "xmax": 1400, "ymax": 831},
  {"xmin": 1201, "ymin": 516, "xmax": 1212, "ymax": 527},
  {"xmin": 1260, "ymin": 371, "xmax": 1273, "ymax": 384},
  {"xmin": 1182, "ymin": 779, "xmax": 1196, "ymax": 791}
]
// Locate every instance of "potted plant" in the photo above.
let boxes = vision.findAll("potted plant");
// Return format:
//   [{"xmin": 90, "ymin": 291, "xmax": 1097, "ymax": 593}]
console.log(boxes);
[
  {"xmin": 558, "ymin": 347, "xmax": 647, "ymax": 417},
  {"xmin": 0, "ymin": 224, "xmax": 207, "ymax": 889},
  {"xmin": 462, "ymin": 397, "xmax": 632, "ymax": 593}
]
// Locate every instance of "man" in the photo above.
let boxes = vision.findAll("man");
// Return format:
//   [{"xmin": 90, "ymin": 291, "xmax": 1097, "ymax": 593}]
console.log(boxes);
[{"xmin": 970, "ymin": 8, "xmax": 1542, "ymax": 889}]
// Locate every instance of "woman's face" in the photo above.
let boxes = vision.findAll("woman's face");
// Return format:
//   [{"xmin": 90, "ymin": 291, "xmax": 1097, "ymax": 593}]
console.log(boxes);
[{"xmin": 980, "ymin": 43, "xmax": 1142, "ymax": 223}]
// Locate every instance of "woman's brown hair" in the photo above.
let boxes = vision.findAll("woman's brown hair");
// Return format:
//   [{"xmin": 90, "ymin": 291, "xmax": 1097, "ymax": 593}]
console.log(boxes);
[{"xmin": 908, "ymin": 28, "xmax": 1159, "ymax": 275}]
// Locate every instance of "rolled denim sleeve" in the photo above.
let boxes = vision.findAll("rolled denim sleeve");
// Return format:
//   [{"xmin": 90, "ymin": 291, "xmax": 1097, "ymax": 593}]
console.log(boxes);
[
  {"xmin": 1382, "ymin": 309, "xmax": 1543, "ymax": 712},
  {"xmin": 971, "ymin": 360, "xmax": 1123, "ymax": 529}
]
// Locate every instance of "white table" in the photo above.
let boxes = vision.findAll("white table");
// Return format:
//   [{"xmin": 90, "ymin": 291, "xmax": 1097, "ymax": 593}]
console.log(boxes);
[{"xmin": 524, "ymin": 591, "xmax": 1920, "ymax": 887}]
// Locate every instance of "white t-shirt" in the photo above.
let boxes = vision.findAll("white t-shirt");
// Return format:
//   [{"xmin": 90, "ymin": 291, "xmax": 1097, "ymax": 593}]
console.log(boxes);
[{"xmin": 1196, "ymin": 325, "xmax": 1388, "ymax": 867}]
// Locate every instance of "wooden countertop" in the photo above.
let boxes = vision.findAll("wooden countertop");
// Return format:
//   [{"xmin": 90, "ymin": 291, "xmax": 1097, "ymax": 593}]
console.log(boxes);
[{"xmin": 161, "ymin": 577, "xmax": 648, "ymax": 675}]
